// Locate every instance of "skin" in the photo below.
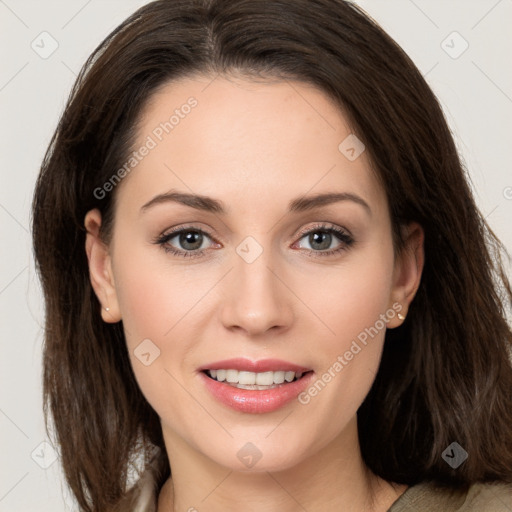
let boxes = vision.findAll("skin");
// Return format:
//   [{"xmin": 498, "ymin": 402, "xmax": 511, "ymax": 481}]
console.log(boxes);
[{"xmin": 85, "ymin": 75, "xmax": 424, "ymax": 512}]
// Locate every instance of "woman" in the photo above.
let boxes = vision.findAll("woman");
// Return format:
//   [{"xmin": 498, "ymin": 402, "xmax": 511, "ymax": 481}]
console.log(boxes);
[{"xmin": 32, "ymin": 0, "xmax": 512, "ymax": 511}]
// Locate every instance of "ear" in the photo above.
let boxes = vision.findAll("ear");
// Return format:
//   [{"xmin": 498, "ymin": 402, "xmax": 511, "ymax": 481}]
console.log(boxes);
[
  {"xmin": 84, "ymin": 209, "xmax": 121, "ymax": 323},
  {"xmin": 387, "ymin": 222, "xmax": 424, "ymax": 328}
]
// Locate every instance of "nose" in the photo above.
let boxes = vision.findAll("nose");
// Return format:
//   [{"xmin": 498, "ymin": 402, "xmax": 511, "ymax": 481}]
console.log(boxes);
[{"xmin": 219, "ymin": 242, "xmax": 295, "ymax": 337}]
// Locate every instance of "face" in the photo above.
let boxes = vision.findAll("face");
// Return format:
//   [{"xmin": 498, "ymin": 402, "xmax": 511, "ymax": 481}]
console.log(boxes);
[{"xmin": 85, "ymin": 75, "xmax": 423, "ymax": 473}]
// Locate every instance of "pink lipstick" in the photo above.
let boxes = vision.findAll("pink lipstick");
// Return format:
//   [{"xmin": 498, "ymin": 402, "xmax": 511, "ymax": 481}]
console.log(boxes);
[{"xmin": 198, "ymin": 358, "xmax": 314, "ymax": 414}]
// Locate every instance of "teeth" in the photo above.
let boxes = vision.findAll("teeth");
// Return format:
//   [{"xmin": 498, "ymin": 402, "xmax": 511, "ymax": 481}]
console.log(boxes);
[
  {"xmin": 226, "ymin": 369, "xmax": 238, "ymax": 383},
  {"xmin": 273, "ymin": 371, "xmax": 285, "ymax": 384},
  {"xmin": 256, "ymin": 371, "xmax": 274, "ymax": 386},
  {"xmin": 207, "ymin": 369, "xmax": 305, "ymax": 385},
  {"xmin": 238, "ymin": 371, "xmax": 256, "ymax": 385}
]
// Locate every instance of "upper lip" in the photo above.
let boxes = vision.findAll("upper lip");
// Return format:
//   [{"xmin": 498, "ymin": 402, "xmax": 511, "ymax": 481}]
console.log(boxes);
[{"xmin": 198, "ymin": 358, "xmax": 312, "ymax": 373}]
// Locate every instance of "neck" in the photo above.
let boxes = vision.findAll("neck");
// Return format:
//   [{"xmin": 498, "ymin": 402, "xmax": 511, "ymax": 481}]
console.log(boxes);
[{"xmin": 157, "ymin": 416, "xmax": 407, "ymax": 512}]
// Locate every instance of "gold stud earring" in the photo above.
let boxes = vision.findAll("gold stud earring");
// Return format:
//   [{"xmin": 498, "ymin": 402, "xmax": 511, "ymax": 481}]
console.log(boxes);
[{"xmin": 397, "ymin": 313, "xmax": 405, "ymax": 320}]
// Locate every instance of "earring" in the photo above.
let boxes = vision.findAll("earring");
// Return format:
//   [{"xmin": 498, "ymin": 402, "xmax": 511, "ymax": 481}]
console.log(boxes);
[
  {"xmin": 104, "ymin": 307, "xmax": 110, "ymax": 312},
  {"xmin": 397, "ymin": 313, "xmax": 405, "ymax": 320}
]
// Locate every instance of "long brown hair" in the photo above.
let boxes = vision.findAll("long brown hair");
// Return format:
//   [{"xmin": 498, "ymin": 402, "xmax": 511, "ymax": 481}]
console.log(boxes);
[{"xmin": 31, "ymin": 0, "xmax": 512, "ymax": 510}]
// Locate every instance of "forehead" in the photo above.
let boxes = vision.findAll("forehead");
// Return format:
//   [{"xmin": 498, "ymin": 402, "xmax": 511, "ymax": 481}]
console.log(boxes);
[{"xmin": 114, "ymin": 75, "xmax": 386, "ymax": 217}]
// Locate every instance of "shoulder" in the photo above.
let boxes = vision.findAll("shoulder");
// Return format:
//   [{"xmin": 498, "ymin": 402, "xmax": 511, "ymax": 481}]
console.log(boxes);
[
  {"xmin": 388, "ymin": 480, "xmax": 512, "ymax": 512},
  {"xmin": 463, "ymin": 481, "xmax": 512, "ymax": 511}
]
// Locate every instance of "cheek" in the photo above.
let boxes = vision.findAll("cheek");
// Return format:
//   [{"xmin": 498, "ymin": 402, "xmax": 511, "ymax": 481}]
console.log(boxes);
[
  {"xmin": 295, "ymin": 240, "xmax": 395, "ymax": 429},
  {"xmin": 113, "ymin": 242, "xmax": 197, "ymax": 345},
  {"xmin": 112, "ymin": 252, "xmax": 196, "ymax": 420},
  {"xmin": 300, "ymin": 245, "xmax": 395, "ymax": 350},
  {"xmin": 114, "ymin": 266, "xmax": 168, "ymax": 346}
]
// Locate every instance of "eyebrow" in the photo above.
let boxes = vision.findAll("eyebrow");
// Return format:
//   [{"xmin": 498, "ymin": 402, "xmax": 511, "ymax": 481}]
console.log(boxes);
[{"xmin": 140, "ymin": 190, "xmax": 372, "ymax": 216}]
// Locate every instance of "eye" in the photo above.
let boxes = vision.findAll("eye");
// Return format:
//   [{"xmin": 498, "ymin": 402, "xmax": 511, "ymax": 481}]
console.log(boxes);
[
  {"xmin": 153, "ymin": 227, "xmax": 217, "ymax": 259},
  {"xmin": 153, "ymin": 222, "xmax": 354, "ymax": 259},
  {"xmin": 294, "ymin": 223, "xmax": 354, "ymax": 257}
]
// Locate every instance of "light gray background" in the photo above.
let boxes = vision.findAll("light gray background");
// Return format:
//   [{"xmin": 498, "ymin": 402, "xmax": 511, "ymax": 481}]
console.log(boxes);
[{"xmin": 1, "ymin": 1, "xmax": 511, "ymax": 510}]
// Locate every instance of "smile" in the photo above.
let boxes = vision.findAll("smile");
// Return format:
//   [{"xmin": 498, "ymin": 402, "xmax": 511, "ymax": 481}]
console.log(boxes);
[
  {"xmin": 204, "ymin": 369, "xmax": 306, "ymax": 389},
  {"xmin": 199, "ymin": 360, "xmax": 315, "ymax": 413}
]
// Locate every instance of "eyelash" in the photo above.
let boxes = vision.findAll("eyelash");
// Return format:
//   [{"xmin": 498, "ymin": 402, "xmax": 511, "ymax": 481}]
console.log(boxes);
[{"xmin": 153, "ymin": 223, "xmax": 354, "ymax": 260}]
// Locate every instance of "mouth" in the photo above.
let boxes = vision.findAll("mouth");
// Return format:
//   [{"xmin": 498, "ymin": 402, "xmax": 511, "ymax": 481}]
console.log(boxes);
[
  {"xmin": 199, "ymin": 367, "xmax": 316, "ymax": 413},
  {"xmin": 197, "ymin": 357, "xmax": 315, "ymax": 413},
  {"xmin": 202, "ymin": 369, "xmax": 314, "ymax": 390}
]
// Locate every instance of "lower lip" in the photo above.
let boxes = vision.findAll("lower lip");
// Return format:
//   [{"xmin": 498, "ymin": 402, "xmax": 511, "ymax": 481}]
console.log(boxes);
[{"xmin": 199, "ymin": 371, "xmax": 315, "ymax": 414}]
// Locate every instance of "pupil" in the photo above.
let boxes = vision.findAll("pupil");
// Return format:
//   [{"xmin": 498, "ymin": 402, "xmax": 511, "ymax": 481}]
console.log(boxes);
[
  {"xmin": 181, "ymin": 231, "xmax": 202, "ymax": 250},
  {"xmin": 311, "ymin": 232, "xmax": 331, "ymax": 250}
]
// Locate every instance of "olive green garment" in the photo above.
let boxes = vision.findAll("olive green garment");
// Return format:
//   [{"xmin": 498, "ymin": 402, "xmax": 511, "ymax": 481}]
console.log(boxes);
[{"xmin": 387, "ymin": 480, "xmax": 512, "ymax": 512}]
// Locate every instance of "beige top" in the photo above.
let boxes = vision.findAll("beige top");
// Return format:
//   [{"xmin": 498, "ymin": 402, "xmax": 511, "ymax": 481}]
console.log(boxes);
[{"xmin": 131, "ymin": 459, "xmax": 512, "ymax": 512}]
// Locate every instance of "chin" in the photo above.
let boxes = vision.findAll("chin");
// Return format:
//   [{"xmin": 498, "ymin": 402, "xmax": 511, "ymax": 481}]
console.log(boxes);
[{"xmin": 202, "ymin": 436, "xmax": 312, "ymax": 474}]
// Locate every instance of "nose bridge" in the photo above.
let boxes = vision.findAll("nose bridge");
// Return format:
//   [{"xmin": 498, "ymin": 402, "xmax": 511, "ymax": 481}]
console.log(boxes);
[{"xmin": 219, "ymin": 234, "xmax": 293, "ymax": 335}]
